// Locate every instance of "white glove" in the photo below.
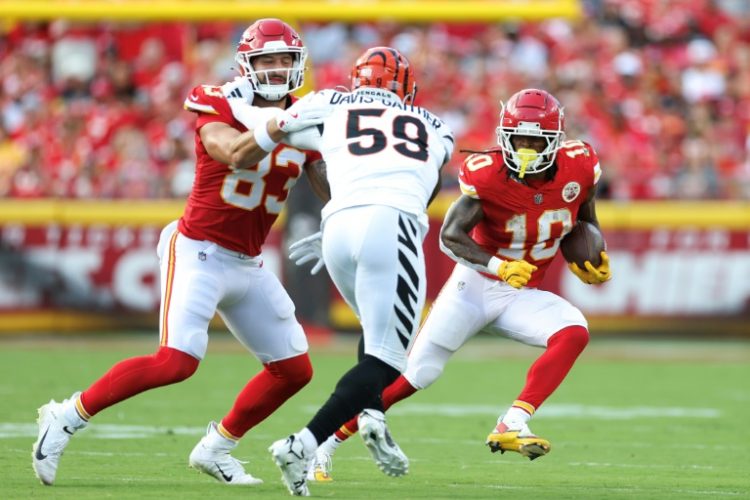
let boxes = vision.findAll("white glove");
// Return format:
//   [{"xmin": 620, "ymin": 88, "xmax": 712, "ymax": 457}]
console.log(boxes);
[
  {"xmin": 288, "ymin": 231, "xmax": 324, "ymax": 275},
  {"xmin": 276, "ymin": 92, "xmax": 331, "ymax": 133}
]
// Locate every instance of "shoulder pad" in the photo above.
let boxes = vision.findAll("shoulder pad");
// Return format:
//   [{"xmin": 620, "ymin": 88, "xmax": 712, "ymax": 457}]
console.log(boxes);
[{"xmin": 184, "ymin": 84, "xmax": 227, "ymax": 115}]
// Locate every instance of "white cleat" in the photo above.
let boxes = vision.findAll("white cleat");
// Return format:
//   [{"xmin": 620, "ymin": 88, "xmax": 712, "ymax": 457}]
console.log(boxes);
[
  {"xmin": 189, "ymin": 422, "xmax": 262, "ymax": 485},
  {"xmin": 358, "ymin": 409, "xmax": 409, "ymax": 477},
  {"xmin": 32, "ymin": 395, "xmax": 86, "ymax": 486},
  {"xmin": 306, "ymin": 448, "xmax": 333, "ymax": 482},
  {"xmin": 269, "ymin": 434, "xmax": 311, "ymax": 496}
]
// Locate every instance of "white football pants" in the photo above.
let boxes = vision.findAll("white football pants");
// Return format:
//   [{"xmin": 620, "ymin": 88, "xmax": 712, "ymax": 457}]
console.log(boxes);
[
  {"xmin": 404, "ymin": 262, "xmax": 587, "ymax": 389},
  {"xmin": 322, "ymin": 206, "xmax": 426, "ymax": 372},
  {"xmin": 155, "ymin": 221, "xmax": 308, "ymax": 362}
]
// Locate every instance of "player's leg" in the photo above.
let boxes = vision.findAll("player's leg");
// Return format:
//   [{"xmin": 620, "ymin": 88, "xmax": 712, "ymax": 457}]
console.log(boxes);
[
  {"xmin": 486, "ymin": 289, "xmax": 589, "ymax": 459},
  {"xmin": 309, "ymin": 263, "xmax": 490, "ymax": 481},
  {"xmin": 306, "ymin": 336, "xmax": 368, "ymax": 482},
  {"xmin": 350, "ymin": 209, "xmax": 427, "ymax": 476},
  {"xmin": 33, "ymin": 222, "xmax": 213, "ymax": 485},
  {"xmin": 189, "ymin": 260, "xmax": 312, "ymax": 486},
  {"xmin": 269, "ymin": 207, "xmax": 418, "ymax": 494}
]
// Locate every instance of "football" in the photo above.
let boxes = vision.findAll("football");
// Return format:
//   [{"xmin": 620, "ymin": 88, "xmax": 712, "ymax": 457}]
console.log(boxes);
[{"xmin": 560, "ymin": 221, "xmax": 605, "ymax": 268}]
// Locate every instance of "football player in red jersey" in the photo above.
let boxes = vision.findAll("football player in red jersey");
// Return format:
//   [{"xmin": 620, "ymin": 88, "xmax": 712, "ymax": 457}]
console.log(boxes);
[
  {"xmin": 305, "ymin": 89, "xmax": 612, "ymax": 480},
  {"xmin": 32, "ymin": 19, "xmax": 330, "ymax": 488}
]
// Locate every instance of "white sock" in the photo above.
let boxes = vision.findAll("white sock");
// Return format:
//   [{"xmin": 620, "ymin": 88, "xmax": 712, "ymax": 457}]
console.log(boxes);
[
  {"xmin": 318, "ymin": 434, "xmax": 343, "ymax": 455},
  {"xmin": 501, "ymin": 406, "xmax": 532, "ymax": 428},
  {"xmin": 298, "ymin": 427, "xmax": 318, "ymax": 455},
  {"xmin": 207, "ymin": 423, "xmax": 237, "ymax": 450},
  {"xmin": 61, "ymin": 396, "xmax": 87, "ymax": 429}
]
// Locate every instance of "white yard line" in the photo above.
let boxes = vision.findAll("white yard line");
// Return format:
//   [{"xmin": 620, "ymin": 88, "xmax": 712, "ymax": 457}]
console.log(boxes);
[
  {"xmin": 312, "ymin": 403, "xmax": 721, "ymax": 419},
  {"xmin": 0, "ymin": 402, "xmax": 719, "ymax": 439}
]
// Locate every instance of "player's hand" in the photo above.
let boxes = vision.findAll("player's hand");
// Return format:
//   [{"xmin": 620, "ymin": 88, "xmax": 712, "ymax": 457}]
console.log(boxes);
[
  {"xmin": 288, "ymin": 231, "xmax": 325, "ymax": 275},
  {"xmin": 276, "ymin": 92, "xmax": 331, "ymax": 133},
  {"xmin": 568, "ymin": 251, "xmax": 612, "ymax": 284},
  {"xmin": 497, "ymin": 259, "xmax": 537, "ymax": 289}
]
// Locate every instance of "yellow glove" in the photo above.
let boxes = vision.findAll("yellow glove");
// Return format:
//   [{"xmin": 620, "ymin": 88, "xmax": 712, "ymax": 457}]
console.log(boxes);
[
  {"xmin": 489, "ymin": 257, "xmax": 538, "ymax": 289},
  {"xmin": 568, "ymin": 251, "xmax": 612, "ymax": 284}
]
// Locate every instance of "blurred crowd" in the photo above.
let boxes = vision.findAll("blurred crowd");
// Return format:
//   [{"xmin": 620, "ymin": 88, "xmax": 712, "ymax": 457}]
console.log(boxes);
[{"xmin": 1, "ymin": 0, "xmax": 749, "ymax": 200}]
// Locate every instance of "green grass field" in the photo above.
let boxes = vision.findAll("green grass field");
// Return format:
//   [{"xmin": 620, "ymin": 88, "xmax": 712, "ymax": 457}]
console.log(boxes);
[{"xmin": 1, "ymin": 334, "xmax": 749, "ymax": 499}]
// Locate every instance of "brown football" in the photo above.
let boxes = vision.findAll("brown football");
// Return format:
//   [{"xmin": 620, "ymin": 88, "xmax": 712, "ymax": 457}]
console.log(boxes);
[{"xmin": 560, "ymin": 221, "xmax": 605, "ymax": 268}]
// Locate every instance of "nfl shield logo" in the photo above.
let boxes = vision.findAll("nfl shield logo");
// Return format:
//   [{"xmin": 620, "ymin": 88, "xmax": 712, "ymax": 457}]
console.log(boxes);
[{"xmin": 534, "ymin": 193, "xmax": 543, "ymax": 205}]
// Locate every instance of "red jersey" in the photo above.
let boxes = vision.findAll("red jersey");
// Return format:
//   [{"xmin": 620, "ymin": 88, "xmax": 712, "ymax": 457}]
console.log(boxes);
[
  {"xmin": 458, "ymin": 141, "xmax": 601, "ymax": 287},
  {"xmin": 179, "ymin": 84, "xmax": 321, "ymax": 256}
]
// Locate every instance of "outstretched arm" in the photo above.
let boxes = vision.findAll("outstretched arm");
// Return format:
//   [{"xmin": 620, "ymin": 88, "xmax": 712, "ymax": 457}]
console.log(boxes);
[
  {"xmin": 198, "ymin": 119, "xmax": 285, "ymax": 169},
  {"xmin": 224, "ymin": 119, "xmax": 288, "ymax": 169},
  {"xmin": 225, "ymin": 92, "xmax": 332, "ymax": 169}
]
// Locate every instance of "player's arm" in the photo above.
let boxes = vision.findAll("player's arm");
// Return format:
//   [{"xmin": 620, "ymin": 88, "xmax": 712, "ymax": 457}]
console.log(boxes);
[
  {"xmin": 577, "ymin": 186, "xmax": 601, "ymax": 228},
  {"xmin": 305, "ymin": 158, "xmax": 330, "ymax": 202},
  {"xmin": 440, "ymin": 195, "xmax": 486, "ymax": 266},
  {"xmin": 569, "ymin": 185, "xmax": 611, "ymax": 284},
  {"xmin": 440, "ymin": 195, "xmax": 536, "ymax": 289},
  {"xmin": 198, "ymin": 121, "xmax": 279, "ymax": 169},
  {"xmin": 224, "ymin": 120, "xmax": 287, "ymax": 169},
  {"xmin": 226, "ymin": 92, "xmax": 330, "ymax": 169}
]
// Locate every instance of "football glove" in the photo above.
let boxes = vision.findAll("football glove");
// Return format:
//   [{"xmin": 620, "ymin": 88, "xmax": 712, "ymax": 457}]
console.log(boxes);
[
  {"xmin": 276, "ymin": 92, "xmax": 331, "ymax": 133},
  {"xmin": 288, "ymin": 231, "xmax": 324, "ymax": 275},
  {"xmin": 495, "ymin": 259, "xmax": 537, "ymax": 289},
  {"xmin": 568, "ymin": 251, "xmax": 612, "ymax": 285}
]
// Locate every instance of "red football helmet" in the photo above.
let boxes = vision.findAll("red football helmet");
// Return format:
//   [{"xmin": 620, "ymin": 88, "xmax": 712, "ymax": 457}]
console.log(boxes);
[
  {"xmin": 496, "ymin": 88, "xmax": 566, "ymax": 177},
  {"xmin": 351, "ymin": 46, "xmax": 416, "ymax": 102},
  {"xmin": 235, "ymin": 18, "xmax": 307, "ymax": 101}
]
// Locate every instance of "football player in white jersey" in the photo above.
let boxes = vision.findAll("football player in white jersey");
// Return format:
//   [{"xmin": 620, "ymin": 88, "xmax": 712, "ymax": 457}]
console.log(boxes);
[{"xmin": 259, "ymin": 46, "xmax": 454, "ymax": 496}]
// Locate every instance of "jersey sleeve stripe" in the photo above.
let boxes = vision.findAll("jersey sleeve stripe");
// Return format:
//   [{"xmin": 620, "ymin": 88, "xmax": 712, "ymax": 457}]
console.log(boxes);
[
  {"xmin": 459, "ymin": 178, "xmax": 479, "ymax": 198},
  {"xmin": 184, "ymin": 100, "xmax": 219, "ymax": 115},
  {"xmin": 593, "ymin": 162, "xmax": 601, "ymax": 184}
]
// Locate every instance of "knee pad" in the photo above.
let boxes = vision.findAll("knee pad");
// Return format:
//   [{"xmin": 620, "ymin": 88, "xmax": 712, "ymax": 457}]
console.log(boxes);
[
  {"xmin": 155, "ymin": 346, "xmax": 199, "ymax": 383},
  {"xmin": 406, "ymin": 360, "xmax": 444, "ymax": 390},
  {"xmin": 404, "ymin": 340, "xmax": 453, "ymax": 389},
  {"xmin": 549, "ymin": 325, "xmax": 590, "ymax": 353},
  {"xmin": 266, "ymin": 353, "xmax": 313, "ymax": 391}
]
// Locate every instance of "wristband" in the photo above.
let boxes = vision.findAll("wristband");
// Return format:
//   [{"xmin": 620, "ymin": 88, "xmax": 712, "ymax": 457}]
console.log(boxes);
[
  {"xmin": 487, "ymin": 256, "xmax": 504, "ymax": 276},
  {"xmin": 253, "ymin": 122, "xmax": 280, "ymax": 153}
]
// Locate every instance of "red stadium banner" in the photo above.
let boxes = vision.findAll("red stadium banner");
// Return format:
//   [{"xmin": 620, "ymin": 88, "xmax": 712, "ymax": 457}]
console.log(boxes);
[
  {"xmin": 0, "ymin": 199, "xmax": 748, "ymax": 335},
  {"xmin": 0, "ymin": 220, "xmax": 283, "ymax": 332}
]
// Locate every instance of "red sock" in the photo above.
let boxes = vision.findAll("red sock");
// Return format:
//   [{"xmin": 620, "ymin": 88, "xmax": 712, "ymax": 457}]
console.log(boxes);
[
  {"xmin": 516, "ymin": 325, "xmax": 589, "ymax": 409},
  {"xmin": 334, "ymin": 374, "xmax": 418, "ymax": 441},
  {"xmin": 79, "ymin": 346, "xmax": 199, "ymax": 417},
  {"xmin": 220, "ymin": 353, "xmax": 312, "ymax": 438}
]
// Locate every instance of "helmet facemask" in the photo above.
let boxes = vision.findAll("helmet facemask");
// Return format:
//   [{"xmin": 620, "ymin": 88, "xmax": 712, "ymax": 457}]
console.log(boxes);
[
  {"xmin": 495, "ymin": 90, "xmax": 566, "ymax": 178},
  {"xmin": 235, "ymin": 43, "xmax": 307, "ymax": 101}
]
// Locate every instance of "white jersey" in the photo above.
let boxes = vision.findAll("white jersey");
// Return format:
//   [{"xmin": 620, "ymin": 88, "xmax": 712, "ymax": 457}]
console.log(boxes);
[{"xmin": 285, "ymin": 88, "xmax": 454, "ymax": 230}]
